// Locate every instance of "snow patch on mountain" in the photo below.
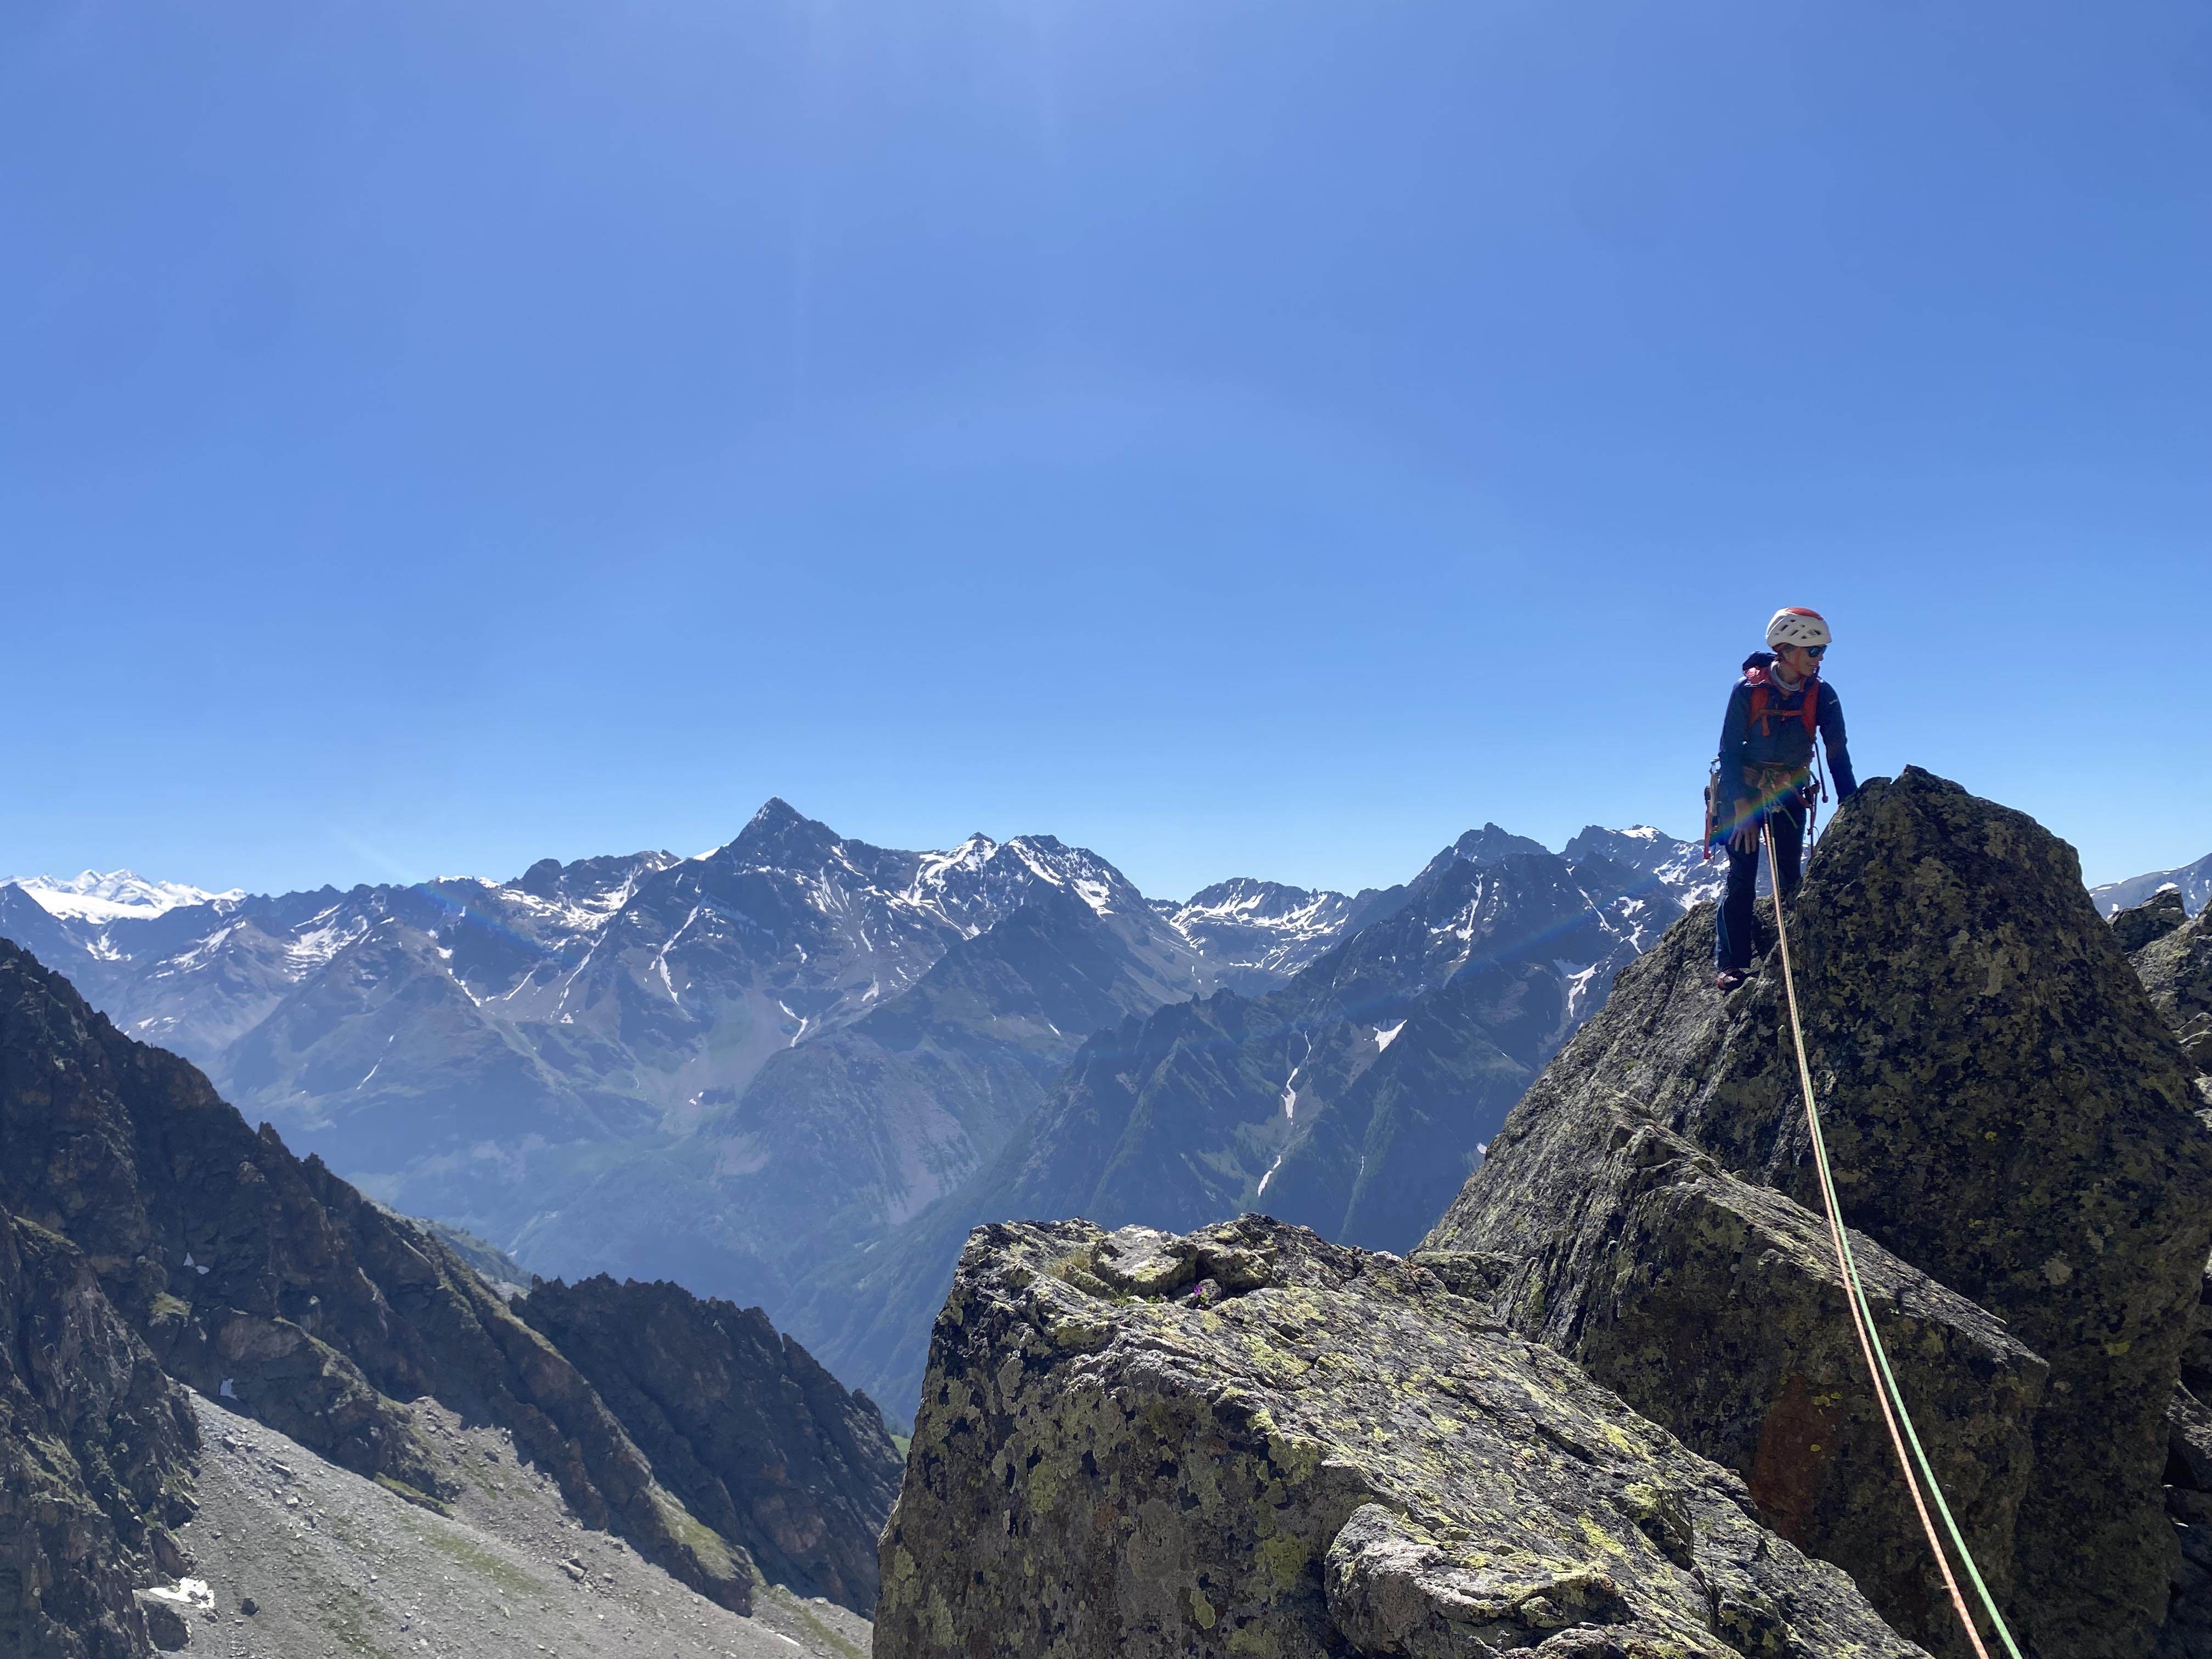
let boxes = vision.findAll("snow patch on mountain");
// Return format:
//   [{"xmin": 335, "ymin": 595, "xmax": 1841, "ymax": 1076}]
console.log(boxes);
[{"xmin": 1160, "ymin": 878, "xmax": 1367, "ymax": 984}]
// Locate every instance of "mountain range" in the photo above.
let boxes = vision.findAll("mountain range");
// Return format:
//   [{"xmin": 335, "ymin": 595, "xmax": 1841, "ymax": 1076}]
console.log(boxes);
[
  {"xmin": 20, "ymin": 808, "xmax": 2197, "ymax": 1421},
  {"xmin": 4, "ymin": 804, "xmax": 1732, "ymax": 1419}
]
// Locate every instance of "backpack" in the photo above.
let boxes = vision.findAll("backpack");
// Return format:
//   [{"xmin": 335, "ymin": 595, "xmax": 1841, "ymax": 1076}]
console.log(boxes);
[{"xmin": 1742, "ymin": 658, "xmax": 1819, "ymax": 740}]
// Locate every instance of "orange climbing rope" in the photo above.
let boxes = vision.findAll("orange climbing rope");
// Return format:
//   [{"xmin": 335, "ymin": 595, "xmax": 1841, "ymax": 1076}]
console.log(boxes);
[{"xmin": 1763, "ymin": 822, "xmax": 2023, "ymax": 1659}]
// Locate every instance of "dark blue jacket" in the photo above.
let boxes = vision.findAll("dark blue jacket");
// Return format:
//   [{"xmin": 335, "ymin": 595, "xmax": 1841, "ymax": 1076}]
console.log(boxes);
[{"xmin": 1717, "ymin": 652, "xmax": 1857, "ymax": 818}]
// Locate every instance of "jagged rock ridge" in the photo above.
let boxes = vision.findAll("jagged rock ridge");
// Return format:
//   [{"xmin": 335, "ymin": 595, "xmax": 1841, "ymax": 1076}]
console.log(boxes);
[
  {"xmin": 516, "ymin": 1274, "xmax": 904, "ymax": 1612},
  {"xmin": 1429, "ymin": 769, "xmax": 2212, "ymax": 1659},
  {"xmin": 0, "ymin": 937, "xmax": 899, "ymax": 1650}
]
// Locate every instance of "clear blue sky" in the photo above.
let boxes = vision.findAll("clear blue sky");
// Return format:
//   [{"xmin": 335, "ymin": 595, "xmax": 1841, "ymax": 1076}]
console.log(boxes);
[{"xmin": 5, "ymin": 1, "xmax": 2208, "ymax": 900}]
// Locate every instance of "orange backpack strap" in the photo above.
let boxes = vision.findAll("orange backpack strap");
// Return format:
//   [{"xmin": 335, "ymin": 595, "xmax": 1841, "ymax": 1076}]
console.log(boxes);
[{"xmin": 1746, "ymin": 666, "xmax": 1819, "ymax": 738}]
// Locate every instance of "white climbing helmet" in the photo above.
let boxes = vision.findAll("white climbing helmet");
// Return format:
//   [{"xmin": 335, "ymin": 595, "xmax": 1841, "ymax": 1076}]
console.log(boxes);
[{"xmin": 1765, "ymin": 607, "xmax": 1832, "ymax": 650}]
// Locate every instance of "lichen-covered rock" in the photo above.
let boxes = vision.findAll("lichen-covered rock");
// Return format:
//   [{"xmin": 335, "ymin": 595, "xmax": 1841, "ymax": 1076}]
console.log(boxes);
[
  {"xmin": 517, "ymin": 1274, "xmax": 904, "ymax": 1612},
  {"xmin": 1421, "ymin": 1095, "xmax": 2045, "ymax": 1655},
  {"xmin": 0, "ymin": 938, "xmax": 754, "ymax": 1613},
  {"xmin": 1432, "ymin": 770, "xmax": 2212, "ymax": 1659},
  {"xmin": 878, "ymin": 1215, "xmax": 1927, "ymax": 1659},
  {"xmin": 2131, "ymin": 904, "xmax": 2212, "ymax": 1076},
  {"xmin": 2114, "ymin": 891, "xmax": 2190, "ymax": 956},
  {"xmin": 1, "ymin": 1205, "xmax": 198, "ymax": 1658}
]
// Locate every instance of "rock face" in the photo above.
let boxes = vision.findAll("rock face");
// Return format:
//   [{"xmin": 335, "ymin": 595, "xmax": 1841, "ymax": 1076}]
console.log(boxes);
[
  {"xmin": 1, "ymin": 1205, "xmax": 199, "ymax": 1659},
  {"xmin": 1417, "ymin": 937, "xmax": 2047, "ymax": 1655},
  {"xmin": 2113, "ymin": 890, "xmax": 2190, "ymax": 955},
  {"xmin": 517, "ymin": 1275, "xmax": 904, "ymax": 1612},
  {"xmin": 0, "ymin": 937, "xmax": 754, "ymax": 1619},
  {"xmin": 2126, "ymin": 899, "xmax": 2212, "ymax": 1078},
  {"xmin": 1430, "ymin": 770, "xmax": 2212, "ymax": 1659},
  {"xmin": 878, "ymin": 1216, "xmax": 1924, "ymax": 1659},
  {"xmin": 2118, "ymin": 893, "xmax": 2212, "ymax": 1655},
  {"xmin": 1420, "ymin": 1090, "xmax": 2047, "ymax": 1655}
]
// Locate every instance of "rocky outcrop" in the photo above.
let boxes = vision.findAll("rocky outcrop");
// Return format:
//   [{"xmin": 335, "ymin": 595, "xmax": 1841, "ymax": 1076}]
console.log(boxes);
[
  {"xmin": 879, "ymin": 1216, "xmax": 1925, "ymax": 1659},
  {"xmin": 2114, "ymin": 890, "xmax": 2190, "ymax": 955},
  {"xmin": 2128, "ymin": 900, "xmax": 2212, "ymax": 1078},
  {"xmin": 517, "ymin": 1274, "xmax": 904, "ymax": 1612},
  {"xmin": 1419, "ymin": 1091, "xmax": 2046, "ymax": 1654},
  {"xmin": 0, "ymin": 937, "xmax": 754, "ymax": 1614},
  {"xmin": 1430, "ymin": 770, "xmax": 2212, "ymax": 1659},
  {"xmin": 2116, "ymin": 894, "xmax": 2212, "ymax": 1653},
  {"xmin": 1, "ymin": 1205, "xmax": 199, "ymax": 1658}
]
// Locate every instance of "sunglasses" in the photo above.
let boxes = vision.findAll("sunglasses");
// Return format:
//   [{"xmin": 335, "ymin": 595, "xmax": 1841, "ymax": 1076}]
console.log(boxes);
[{"xmin": 1798, "ymin": 644, "xmax": 1827, "ymax": 658}]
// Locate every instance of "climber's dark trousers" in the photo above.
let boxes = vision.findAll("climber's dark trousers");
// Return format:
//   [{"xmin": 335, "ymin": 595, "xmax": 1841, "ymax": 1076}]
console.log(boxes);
[{"xmin": 1715, "ymin": 797, "xmax": 1806, "ymax": 973}]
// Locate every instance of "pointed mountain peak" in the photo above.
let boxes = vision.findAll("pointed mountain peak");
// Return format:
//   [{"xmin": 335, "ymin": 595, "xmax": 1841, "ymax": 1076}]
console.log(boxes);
[
  {"xmin": 1406, "ymin": 823, "xmax": 1554, "ymax": 894},
  {"xmin": 721, "ymin": 798, "xmax": 842, "ymax": 867},
  {"xmin": 1448, "ymin": 823, "xmax": 1550, "ymax": 866}
]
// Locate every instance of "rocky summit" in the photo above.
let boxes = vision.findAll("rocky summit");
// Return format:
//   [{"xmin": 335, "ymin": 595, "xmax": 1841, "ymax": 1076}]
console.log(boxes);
[
  {"xmin": 882, "ymin": 769, "xmax": 2212, "ymax": 1659},
  {"xmin": 879, "ymin": 1215, "xmax": 1923, "ymax": 1659},
  {"xmin": 1429, "ymin": 769, "xmax": 2212, "ymax": 1659}
]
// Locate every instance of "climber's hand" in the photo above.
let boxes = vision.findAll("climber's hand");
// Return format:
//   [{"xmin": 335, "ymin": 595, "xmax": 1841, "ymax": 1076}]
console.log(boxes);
[{"xmin": 1729, "ymin": 810, "xmax": 1759, "ymax": 855}]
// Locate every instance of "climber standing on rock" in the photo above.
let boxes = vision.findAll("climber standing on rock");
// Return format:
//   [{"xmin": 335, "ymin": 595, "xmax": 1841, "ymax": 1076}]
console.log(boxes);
[{"xmin": 1710, "ymin": 607, "xmax": 1858, "ymax": 992}]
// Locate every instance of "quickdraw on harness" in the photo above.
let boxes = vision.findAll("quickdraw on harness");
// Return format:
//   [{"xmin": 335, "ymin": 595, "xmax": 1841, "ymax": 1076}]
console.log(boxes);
[{"xmin": 1764, "ymin": 821, "xmax": 2023, "ymax": 1659}]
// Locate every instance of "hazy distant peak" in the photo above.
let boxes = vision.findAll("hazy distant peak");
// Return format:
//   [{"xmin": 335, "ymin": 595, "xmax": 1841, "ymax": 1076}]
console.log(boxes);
[{"xmin": 2, "ymin": 869, "xmax": 242, "ymax": 922}]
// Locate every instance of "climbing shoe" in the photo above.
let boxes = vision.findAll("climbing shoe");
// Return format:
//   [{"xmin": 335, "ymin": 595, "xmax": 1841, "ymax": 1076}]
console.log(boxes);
[{"xmin": 1714, "ymin": 969, "xmax": 1747, "ymax": 993}]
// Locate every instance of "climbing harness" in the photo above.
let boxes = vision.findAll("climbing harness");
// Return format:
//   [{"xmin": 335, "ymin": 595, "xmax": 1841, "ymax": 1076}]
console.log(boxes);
[
  {"xmin": 1701, "ymin": 761, "xmax": 1821, "ymax": 866},
  {"xmin": 1764, "ymin": 822, "xmax": 2023, "ymax": 1659}
]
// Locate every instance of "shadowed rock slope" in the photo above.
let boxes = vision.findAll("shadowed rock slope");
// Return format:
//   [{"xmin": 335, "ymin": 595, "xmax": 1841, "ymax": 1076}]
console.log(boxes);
[
  {"xmin": 2113, "ymin": 889, "xmax": 2212, "ymax": 1657},
  {"xmin": 0, "ymin": 1204, "xmax": 199, "ymax": 1659},
  {"xmin": 516, "ymin": 1274, "xmax": 903, "ymax": 1612},
  {"xmin": 878, "ymin": 1215, "xmax": 1924, "ymax": 1659},
  {"xmin": 0, "ymin": 938, "xmax": 890, "ymax": 1647},
  {"xmin": 1429, "ymin": 769, "xmax": 2212, "ymax": 1659}
]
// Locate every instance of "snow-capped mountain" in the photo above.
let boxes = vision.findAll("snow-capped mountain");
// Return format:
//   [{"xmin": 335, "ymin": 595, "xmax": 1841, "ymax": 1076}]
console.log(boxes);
[
  {"xmin": 2, "ymin": 802, "xmax": 1725, "ymax": 1407},
  {"xmin": 782, "ymin": 821, "xmax": 1723, "ymax": 1417},
  {"xmin": 0, "ymin": 802, "xmax": 1258, "ymax": 1249},
  {"xmin": 1561, "ymin": 823, "xmax": 1727, "ymax": 910},
  {"xmin": 1152, "ymin": 878, "xmax": 1389, "ymax": 990},
  {"xmin": 2, "ymin": 868, "xmax": 245, "ymax": 922}
]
